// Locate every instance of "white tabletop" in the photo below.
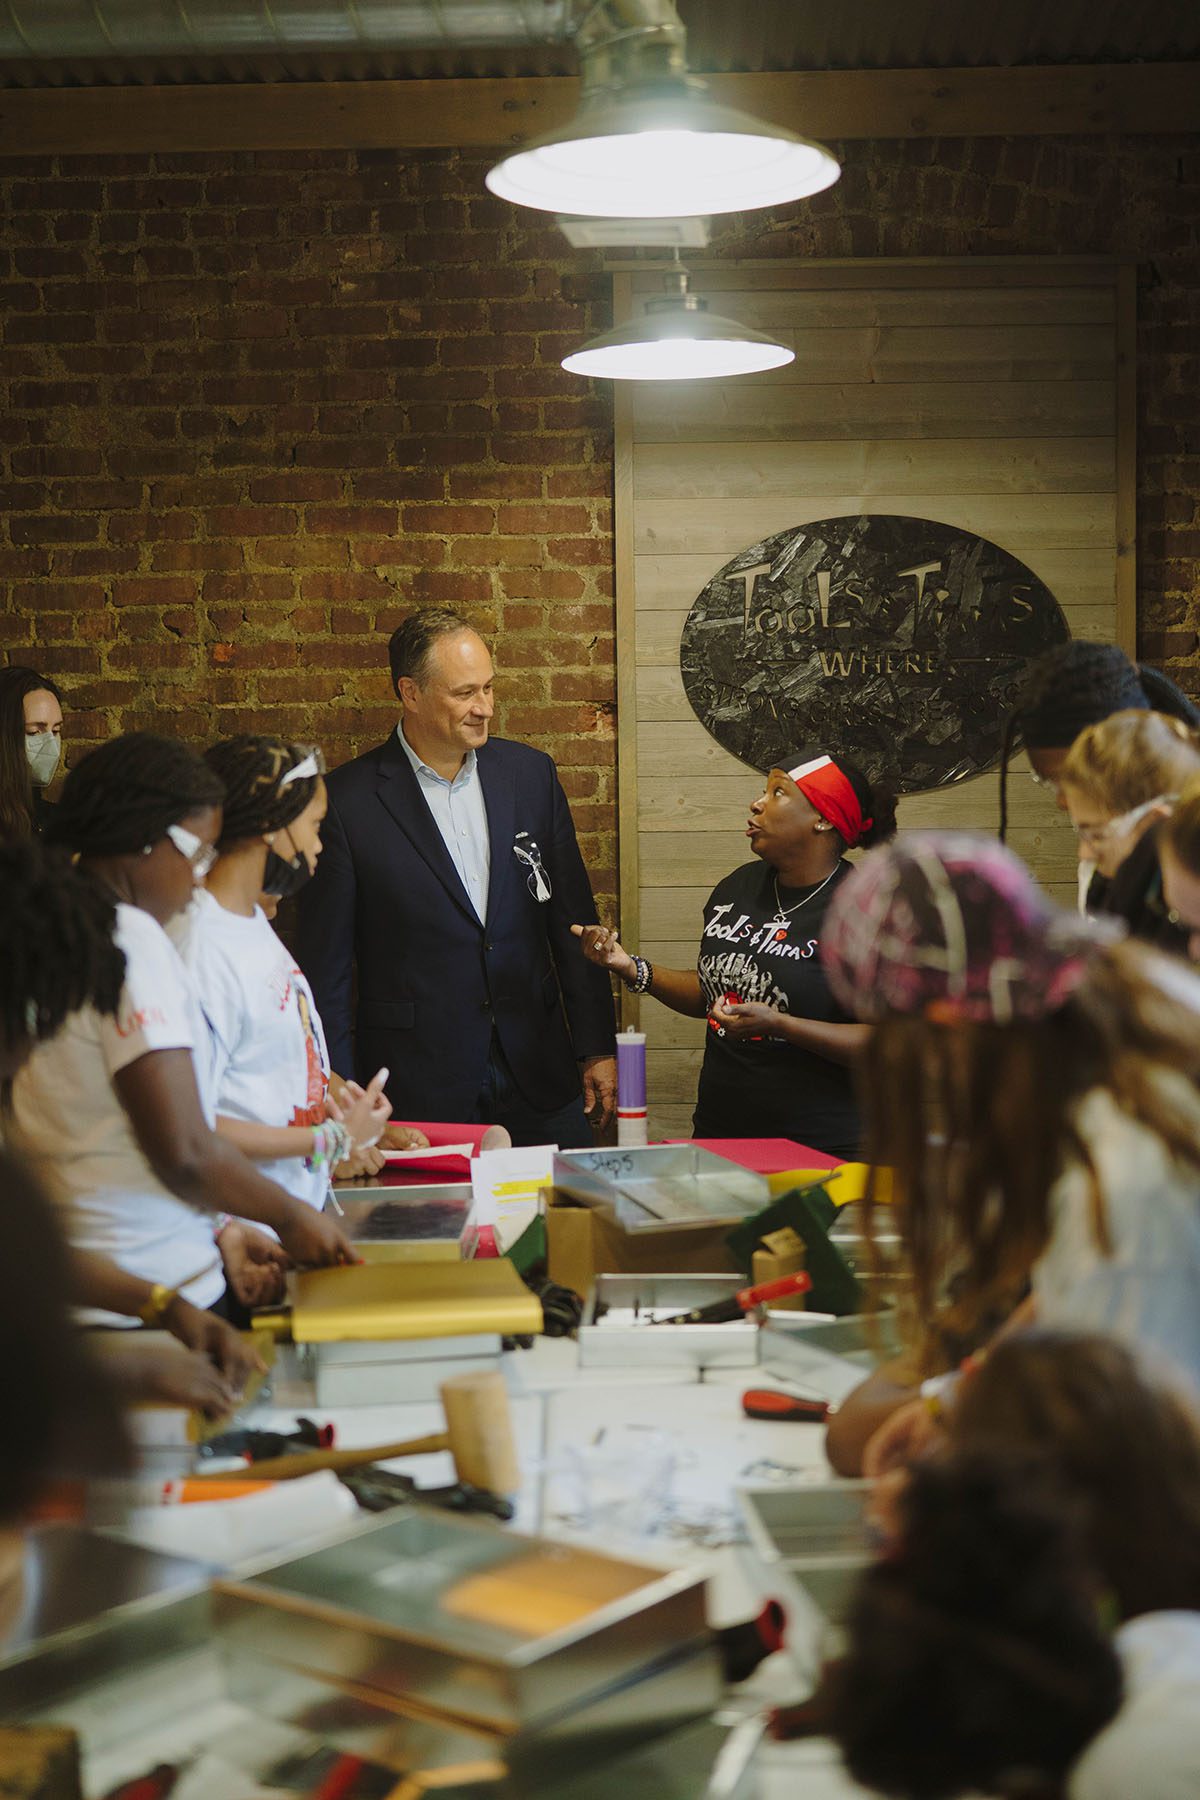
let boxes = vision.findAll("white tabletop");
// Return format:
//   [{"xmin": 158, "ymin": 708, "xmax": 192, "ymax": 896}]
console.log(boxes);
[{"xmin": 47, "ymin": 1330, "xmax": 874, "ymax": 1798}]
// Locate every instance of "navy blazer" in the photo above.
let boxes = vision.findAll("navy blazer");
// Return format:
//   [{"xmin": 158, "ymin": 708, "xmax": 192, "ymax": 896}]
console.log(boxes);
[{"xmin": 295, "ymin": 732, "xmax": 616, "ymax": 1120}]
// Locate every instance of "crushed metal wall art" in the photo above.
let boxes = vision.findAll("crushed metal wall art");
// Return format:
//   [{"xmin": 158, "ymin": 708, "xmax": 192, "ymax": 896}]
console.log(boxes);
[{"xmin": 678, "ymin": 515, "xmax": 1070, "ymax": 795}]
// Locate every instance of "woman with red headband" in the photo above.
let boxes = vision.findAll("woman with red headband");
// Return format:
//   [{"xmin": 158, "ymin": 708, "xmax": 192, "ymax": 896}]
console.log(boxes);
[{"xmin": 573, "ymin": 751, "xmax": 895, "ymax": 1159}]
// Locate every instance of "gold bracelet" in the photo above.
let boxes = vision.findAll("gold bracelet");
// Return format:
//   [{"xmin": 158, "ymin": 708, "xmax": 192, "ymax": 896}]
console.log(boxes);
[{"xmin": 137, "ymin": 1282, "xmax": 178, "ymax": 1329}]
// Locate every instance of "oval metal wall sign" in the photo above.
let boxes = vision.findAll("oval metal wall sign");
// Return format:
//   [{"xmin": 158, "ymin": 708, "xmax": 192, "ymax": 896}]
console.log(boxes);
[{"xmin": 679, "ymin": 514, "xmax": 1070, "ymax": 795}]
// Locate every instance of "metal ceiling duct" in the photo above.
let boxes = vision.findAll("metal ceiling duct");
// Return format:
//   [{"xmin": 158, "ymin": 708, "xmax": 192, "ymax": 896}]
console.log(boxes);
[{"xmin": 0, "ymin": 1, "xmax": 571, "ymax": 60}]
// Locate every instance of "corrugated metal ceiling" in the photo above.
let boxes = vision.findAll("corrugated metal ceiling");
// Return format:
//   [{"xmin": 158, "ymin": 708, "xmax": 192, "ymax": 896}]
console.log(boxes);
[{"xmin": 1, "ymin": 0, "xmax": 1197, "ymax": 88}]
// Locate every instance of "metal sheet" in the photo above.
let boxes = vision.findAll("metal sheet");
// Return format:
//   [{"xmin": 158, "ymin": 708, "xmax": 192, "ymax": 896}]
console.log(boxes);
[
  {"xmin": 579, "ymin": 1274, "xmax": 758, "ymax": 1370},
  {"xmin": 758, "ymin": 1310, "xmax": 899, "ymax": 1405},
  {"xmin": 214, "ymin": 1506, "xmax": 711, "ymax": 1735},
  {"xmin": 553, "ymin": 1145, "xmax": 768, "ymax": 1232},
  {"xmin": 0, "ymin": 1525, "xmax": 212, "ymax": 1718}
]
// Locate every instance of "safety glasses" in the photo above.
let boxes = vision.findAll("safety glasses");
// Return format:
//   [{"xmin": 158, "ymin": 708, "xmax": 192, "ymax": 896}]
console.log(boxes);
[
  {"xmin": 165, "ymin": 821, "xmax": 218, "ymax": 880},
  {"xmin": 1068, "ymin": 794, "xmax": 1174, "ymax": 850}
]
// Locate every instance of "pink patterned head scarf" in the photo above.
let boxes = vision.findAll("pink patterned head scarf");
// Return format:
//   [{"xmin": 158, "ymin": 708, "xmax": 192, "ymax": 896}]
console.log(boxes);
[{"xmin": 820, "ymin": 831, "xmax": 1121, "ymax": 1026}]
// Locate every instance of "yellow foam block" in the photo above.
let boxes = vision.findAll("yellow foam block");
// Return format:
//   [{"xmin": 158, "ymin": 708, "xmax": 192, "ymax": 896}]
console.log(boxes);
[{"xmin": 765, "ymin": 1162, "xmax": 893, "ymax": 1206}]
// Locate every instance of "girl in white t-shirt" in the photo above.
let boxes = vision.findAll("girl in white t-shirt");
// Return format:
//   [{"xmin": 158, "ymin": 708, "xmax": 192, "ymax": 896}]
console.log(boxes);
[
  {"xmin": 1, "ymin": 836, "xmax": 257, "ymax": 1406},
  {"xmin": 9, "ymin": 732, "xmax": 355, "ymax": 1325},
  {"xmin": 172, "ymin": 737, "xmax": 389, "ymax": 1208}
]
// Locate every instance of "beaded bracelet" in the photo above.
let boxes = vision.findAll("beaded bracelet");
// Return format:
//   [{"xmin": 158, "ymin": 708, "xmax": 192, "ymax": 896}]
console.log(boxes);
[{"xmin": 623, "ymin": 954, "xmax": 654, "ymax": 995}]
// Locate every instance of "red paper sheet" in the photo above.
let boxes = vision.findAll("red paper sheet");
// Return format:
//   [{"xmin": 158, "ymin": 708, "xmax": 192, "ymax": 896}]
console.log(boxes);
[
  {"xmin": 663, "ymin": 1137, "xmax": 843, "ymax": 1174},
  {"xmin": 373, "ymin": 1119, "xmax": 493, "ymax": 1184}
]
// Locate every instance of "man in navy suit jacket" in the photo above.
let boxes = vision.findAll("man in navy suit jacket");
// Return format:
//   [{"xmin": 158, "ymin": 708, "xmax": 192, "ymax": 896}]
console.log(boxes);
[{"xmin": 295, "ymin": 608, "xmax": 617, "ymax": 1147}]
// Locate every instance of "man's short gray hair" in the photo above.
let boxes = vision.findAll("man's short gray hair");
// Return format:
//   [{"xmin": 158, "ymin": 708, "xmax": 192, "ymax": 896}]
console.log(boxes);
[{"xmin": 388, "ymin": 608, "xmax": 483, "ymax": 693}]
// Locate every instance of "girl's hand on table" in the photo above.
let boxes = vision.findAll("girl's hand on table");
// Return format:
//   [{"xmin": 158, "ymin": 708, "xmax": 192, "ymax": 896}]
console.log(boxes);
[
  {"xmin": 571, "ymin": 922, "xmax": 637, "ymax": 982},
  {"xmin": 111, "ymin": 1338, "xmax": 239, "ymax": 1420},
  {"xmin": 217, "ymin": 1220, "xmax": 289, "ymax": 1309},
  {"xmin": 333, "ymin": 1144, "xmax": 387, "ymax": 1180},
  {"xmin": 165, "ymin": 1291, "xmax": 266, "ymax": 1392},
  {"xmin": 382, "ymin": 1123, "xmax": 431, "ymax": 1151},
  {"xmin": 277, "ymin": 1198, "xmax": 359, "ymax": 1268},
  {"xmin": 862, "ymin": 1396, "xmax": 946, "ymax": 1479}
]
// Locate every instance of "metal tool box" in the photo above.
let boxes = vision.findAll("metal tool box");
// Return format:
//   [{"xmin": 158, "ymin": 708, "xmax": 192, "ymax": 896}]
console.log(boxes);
[
  {"xmin": 331, "ymin": 1182, "xmax": 474, "ymax": 1262},
  {"xmin": 213, "ymin": 1506, "xmax": 717, "ymax": 1769},
  {"xmin": 553, "ymin": 1144, "xmax": 768, "ymax": 1232},
  {"xmin": 282, "ymin": 1332, "xmax": 503, "ymax": 1407},
  {"xmin": 578, "ymin": 1274, "xmax": 759, "ymax": 1370}
]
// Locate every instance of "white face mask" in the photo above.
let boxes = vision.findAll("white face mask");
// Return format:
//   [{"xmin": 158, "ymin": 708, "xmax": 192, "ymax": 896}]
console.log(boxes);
[
  {"xmin": 25, "ymin": 733, "xmax": 60, "ymax": 788},
  {"xmin": 1077, "ymin": 857, "xmax": 1098, "ymax": 915}
]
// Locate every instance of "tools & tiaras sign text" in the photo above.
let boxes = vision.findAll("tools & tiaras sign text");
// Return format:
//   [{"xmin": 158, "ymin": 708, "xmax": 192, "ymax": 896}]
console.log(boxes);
[{"xmin": 679, "ymin": 514, "xmax": 1069, "ymax": 795}]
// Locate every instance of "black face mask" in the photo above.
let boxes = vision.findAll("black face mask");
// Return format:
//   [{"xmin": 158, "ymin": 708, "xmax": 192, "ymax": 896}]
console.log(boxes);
[{"xmin": 262, "ymin": 847, "xmax": 312, "ymax": 898}]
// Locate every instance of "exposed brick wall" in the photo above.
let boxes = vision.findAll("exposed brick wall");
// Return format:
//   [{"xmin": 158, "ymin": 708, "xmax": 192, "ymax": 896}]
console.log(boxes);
[
  {"xmin": 1, "ymin": 133, "xmax": 1198, "ymax": 907},
  {"xmin": 0, "ymin": 148, "xmax": 619, "ymax": 900}
]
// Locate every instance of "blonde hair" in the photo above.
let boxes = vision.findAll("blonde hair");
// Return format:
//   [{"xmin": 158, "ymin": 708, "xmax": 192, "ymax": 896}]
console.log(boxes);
[
  {"xmin": 1161, "ymin": 773, "xmax": 1200, "ymax": 878},
  {"xmin": 1061, "ymin": 708, "xmax": 1200, "ymax": 816}
]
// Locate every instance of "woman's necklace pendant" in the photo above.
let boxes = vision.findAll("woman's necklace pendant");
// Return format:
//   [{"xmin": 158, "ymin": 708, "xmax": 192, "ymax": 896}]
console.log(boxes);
[{"xmin": 767, "ymin": 911, "xmax": 790, "ymax": 942}]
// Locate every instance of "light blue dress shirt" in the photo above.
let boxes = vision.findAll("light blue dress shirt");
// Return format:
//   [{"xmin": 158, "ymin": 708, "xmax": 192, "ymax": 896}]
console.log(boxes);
[{"xmin": 397, "ymin": 722, "xmax": 491, "ymax": 923}]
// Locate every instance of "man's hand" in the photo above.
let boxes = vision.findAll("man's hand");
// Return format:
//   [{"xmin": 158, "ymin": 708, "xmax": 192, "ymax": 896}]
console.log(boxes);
[
  {"xmin": 218, "ymin": 1220, "xmax": 289, "ymax": 1308},
  {"xmin": 276, "ymin": 1200, "xmax": 359, "ymax": 1268},
  {"xmin": 165, "ymin": 1292, "xmax": 266, "ymax": 1393},
  {"xmin": 580, "ymin": 1053, "xmax": 617, "ymax": 1132}
]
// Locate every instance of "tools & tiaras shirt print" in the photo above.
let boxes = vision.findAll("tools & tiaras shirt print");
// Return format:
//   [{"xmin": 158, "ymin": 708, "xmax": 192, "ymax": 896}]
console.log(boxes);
[{"xmin": 693, "ymin": 859, "xmax": 861, "ymax": 1160}]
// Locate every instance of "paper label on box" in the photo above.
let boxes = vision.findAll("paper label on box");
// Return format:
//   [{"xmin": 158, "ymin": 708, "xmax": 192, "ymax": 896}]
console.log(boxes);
[{"xmin": 471, "ymin": 1143, "xmax": 555, "ymax": 1251}]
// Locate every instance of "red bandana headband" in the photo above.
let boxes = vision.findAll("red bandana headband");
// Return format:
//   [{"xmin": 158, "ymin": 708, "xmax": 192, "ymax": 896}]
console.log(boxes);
[{"xmin": 788, "ymin": 754, "xmax": 871, "ymax": 849}]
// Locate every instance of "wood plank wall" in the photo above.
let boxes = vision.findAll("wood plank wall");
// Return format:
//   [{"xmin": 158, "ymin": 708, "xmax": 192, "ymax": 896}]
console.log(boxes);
[{"xmin": 613, "ymin": 259, "xmax": 1131, "ymax": 1139}]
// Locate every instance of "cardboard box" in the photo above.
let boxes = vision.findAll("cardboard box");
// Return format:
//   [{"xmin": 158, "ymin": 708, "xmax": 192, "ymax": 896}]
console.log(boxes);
[{"xmin": 544, "ymin": 1187, "xmax": 740, "ymax": 1298}]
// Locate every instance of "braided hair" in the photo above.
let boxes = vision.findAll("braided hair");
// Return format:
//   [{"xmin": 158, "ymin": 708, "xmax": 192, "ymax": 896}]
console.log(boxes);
[
  {"xmin": 203, "ymin": 736, "xmax": 321, "ymax": 847},
  {"xmin": 46, "ymin": 731, "xmax": 224, "ymax": 858},
  {"xmin": 0, "ymin": 664, "xmax": 63, "ymax": 844},
  {"xmin": 999, "ymin": 642, "xmax": 1200, "ymax": 841},
  {"xmin": 0, "ymin": 840, "xmax": 126, "ymax": 1059}
]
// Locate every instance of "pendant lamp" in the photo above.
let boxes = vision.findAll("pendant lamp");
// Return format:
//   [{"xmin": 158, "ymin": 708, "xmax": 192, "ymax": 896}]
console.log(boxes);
[
  {"xmin": 487, "ymin": 2, "xmax": 839, "ymax": 220},
  {"xmin": 561, "ymin": 268, "xmax": 794, "ymax": 382}
]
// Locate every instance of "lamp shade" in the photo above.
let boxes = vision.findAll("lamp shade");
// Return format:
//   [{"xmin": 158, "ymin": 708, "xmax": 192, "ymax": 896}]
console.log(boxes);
[
  {"xmin": 562, "ymin": 288, "xmax": 794, "ymax": 383},
  {"xmin": 487, "ymin": 88, "xmax": 840, "ymax": 219}
]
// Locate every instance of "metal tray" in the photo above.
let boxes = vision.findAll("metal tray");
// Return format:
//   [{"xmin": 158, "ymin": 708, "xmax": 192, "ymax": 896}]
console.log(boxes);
[
  {"xmin": 0, "ymin": 1524, "xmax": 212, "ymax": 1718},
  {"xmin": 553, "ymin": 1145, "xmax": 768, "ymax": 1232},
  {"xmin": 579, "ymin": 1274, "xmax": 758, "ymax": 1370},
  {"xmin": 758, "ymin": 1311, "xmax": 900, "ymax": 1406},
  {"xmin": 330, "ymin": 1182, "xmax": 473, "ymax": 1262},
  {"xmin": 214, "ymin": 1505, "xmax": 712, "ymax": 1737},
  {"xmin": 738, "ymin": 1481, "xmax": 871, "ymax": 1634}
]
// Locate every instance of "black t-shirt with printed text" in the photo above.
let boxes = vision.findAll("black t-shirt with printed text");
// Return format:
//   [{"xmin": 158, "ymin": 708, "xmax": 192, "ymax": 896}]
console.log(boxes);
[{"xmin": 692, "ymin": 859, "xmax": 860, "ymax": 1160}]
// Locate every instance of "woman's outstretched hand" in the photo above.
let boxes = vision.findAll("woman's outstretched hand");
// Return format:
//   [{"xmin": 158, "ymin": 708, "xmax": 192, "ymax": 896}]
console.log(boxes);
[{"xmin": 571, "ymin": 922, "xmax": 636, "ymax": 982}]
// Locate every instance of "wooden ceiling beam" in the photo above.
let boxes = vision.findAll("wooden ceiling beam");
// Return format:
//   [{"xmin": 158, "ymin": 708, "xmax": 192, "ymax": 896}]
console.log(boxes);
[{"xmin": 1, "ymin": 63, "xmax": 1197, "ymax": 157}]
